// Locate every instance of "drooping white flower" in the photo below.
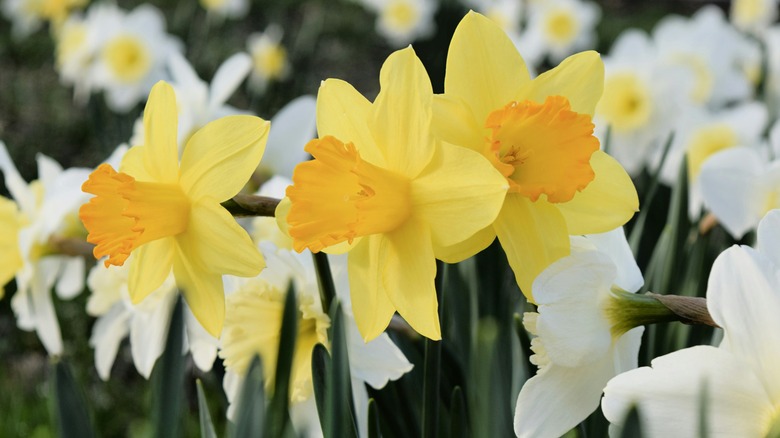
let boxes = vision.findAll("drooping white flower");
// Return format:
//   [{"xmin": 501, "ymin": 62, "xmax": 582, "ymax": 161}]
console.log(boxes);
[
  {"xmin": 602, "ymin": 209, "xmax": 780, "ymax": 437},
  {"xmin": 514, "ymin": 227, "xmax": 644, "ymax": 438},
  {"xmin": 247, "ymin": 25, "xmax": 290, "ymax": 94},
  {"xmin": 362, "ymin": 0, "xmax": 437, "ymax": 47},
  {"xmin": 0, "ymin": 140, "xmax": 98, "ymax": 355},
  {"xmin": 517, "ymin": 0, "xmax": 600, "ymax": 67}
]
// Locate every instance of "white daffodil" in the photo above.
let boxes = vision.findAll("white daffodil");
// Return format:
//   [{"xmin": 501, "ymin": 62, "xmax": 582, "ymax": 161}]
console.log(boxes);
[
  {"xmin": 247, "ymin": 25, "xmax": 290, "ymax": 94},
  {"xmin": 86, "ymin": 256, "xmax": 218, "ymax": 380},
  {"xmin": 199, "ymin": 0, "xmax": 248, "ymax": 20},
  {"xmin": 602, "ymin": 209, "xmax": 780, "ymax": 437},
  {"xmin": 517, "ymin": 0, "xmax": 600, "ymax": 67},
  {"xmin": 653, "ymin": 6, "xmax": 759, "ymax": 108},
  {"xmin": 761, "ymin": 25, "xmax": 780, "ymax": 119},
  {"xmin": 0, "ymin": 141, "xmax": 99, "ymax": 355},
  {"xmin": 89, "ymin": 4, "xmax": 182, "ymax": 112},
  {"xmin": 595, "ymin": 29, "xmax": 693, "ymax": 177},
  {"xmin": 1, "ymin": 0, "xmax": 85, "ymax": 39},
  {"xmin": 731, "ymin": 0, "xmax": 778, "ymax": 36},
  {"xmin": 220, "ymin": 243, "xmax": 413, "ymax": 437},
  {"xmin": 361, "ymin": 0, "xmax": 437, "ymax": 47},
  {"xmin": 129, "ymin": 51, "xmax": 253, "ymax": 150},
  {"xmin": 659, "ymin": 101, "xmax": 768, "ymax": 219},
  {"xmin": 514, "ymin": 227, "xmax": 644, "ymax": 438}
]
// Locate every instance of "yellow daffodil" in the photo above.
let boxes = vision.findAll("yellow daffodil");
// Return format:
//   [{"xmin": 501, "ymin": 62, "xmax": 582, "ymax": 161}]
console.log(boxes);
[
  {"xmin": 79, "ymin": 81, "xmax": 268, "ymax": 337},
  {"xmin": 0, "ymin": 196, "xmax": 23, "ymax": 297},
  {"xmin": 285, "ymin": 47, "xmax": 508, "ymax": 341},
  {"xmin": 433, "ymin": 12, "xmax": 638, "ymax": 299}
]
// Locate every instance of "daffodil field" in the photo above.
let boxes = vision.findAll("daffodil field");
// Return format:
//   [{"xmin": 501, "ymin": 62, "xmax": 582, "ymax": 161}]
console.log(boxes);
[{"xmin": 3, "ymin": 0, "xmax": 780, "ymax": 436}]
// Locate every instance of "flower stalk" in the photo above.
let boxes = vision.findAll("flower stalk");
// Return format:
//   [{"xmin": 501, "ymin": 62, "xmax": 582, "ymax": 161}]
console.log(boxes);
[
  {"xmin": 221, "ymin": 194, "xmax": 280, "ymax": 217},
  {"xmin": 606, "ymin": 289, "xmax": 719, "ymax": 337}
]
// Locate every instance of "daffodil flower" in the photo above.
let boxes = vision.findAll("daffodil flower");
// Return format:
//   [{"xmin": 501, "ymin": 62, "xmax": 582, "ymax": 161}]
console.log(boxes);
[
  {"xmin": 434, "ymin": 11, "xmax": 638, "ymax": 298},
  {"xmin": 284, "ymin": 46, "xmax": 508, "ymax": 341},
  {"xmin": 602, "ymin": 209, "xmax": 780, "ymax": 437},
  {"xmin": 79, "ymin": 81, "xmax": 268, "ymax": 337}
]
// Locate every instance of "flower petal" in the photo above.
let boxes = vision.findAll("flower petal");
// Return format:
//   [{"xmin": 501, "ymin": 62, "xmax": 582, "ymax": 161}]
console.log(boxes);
[
  {"xmin": 89, "ymin": 304, "xmax": 130, "ymax": 380},
  {"xmin": 445, "ymin": 11, "xmax": 531, "ymax": 124},
  {"xmin": 263, "ymin": 95, "xmax": 317, "ymax": 178},
  {"xmin": 177, "ymin": 200, "xmax": 265, "ymax": 277},
  {"xmin": 517, "ymin": 51, "xmax": 604, "ymax": 115},
  {"xmin": 431, "ymin": 94, "xmax": 484, "ymax": 152},
  {"xmin": 757, "ymin": 209, "xmax": 780, "ymax": 268},
  {"xmin": 556, "ymin": 151, "xmax": 639, "ymax": 235},
  {"xmin": 130, "ymin": 290, "xmax": 177, "ymax": 378},
  {"xmin": 582, "ymin": 227, "xmax": 643, "ymax": 293},
  {"xmin": 383, "ymin": 220, "xmax": 441, "ymax": 340},
  {"xmin": 348, "ymin": 236, "xmax": 396, "ymax": 342},
  {"xmin": 55, "ymin": 256, "xmax": 85, "ymax": 299},
  {"xmin": 0, "ymin": 140, "xmax": 35, "ymax": 216},
  {"xmin": 602, "ymin": 346, "xmax": 774, "ymax": 438},
  {"xmin": 128, "ymin": 237, "xmax": 174, "ymax": 304},
  {"xmin": 317, "ymin": 79, "xmax": 385, "ymax": 167},
  {"xmin": 434, "ymin": 226, "xmax": 495, "ymax": 264},
  {"xmin": 143, "ymin": 82, "xmax": 180, "ymax": 183},
  {"xmin": 209, "ymin": 52, "xmax": 252, "ymax": 110},
  {"xmin": 173, "ymin": 242, "xmax": 226, "ymax": 338},
  {"xmin": 707, "ymin": 245, "xmax": 780, "ymax": 401},
  {"xmin": 119, "ymin": 145, "xmax": 154, "ymax": 181},
  {"xmin": 180, "ymin": 115, "xmax": 270, "ymax": 202},
  {"xmin": 345, "ymin": 307, "xmax": 413, "ymax": 388},
  {"xmin": 368, "ymin": 46, "xmax": 434, "ymax": 178},
  {"xmin": 494, "ymin": 194, "xmax": 570, "ymax": 300},
  {"xmin": 411, "ymin": 143, "xmax": 507, "ymax": 248}
]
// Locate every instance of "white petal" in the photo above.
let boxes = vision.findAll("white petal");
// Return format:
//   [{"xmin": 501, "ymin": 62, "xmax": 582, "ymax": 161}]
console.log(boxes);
[
  {"xmin": 130, "ymin": 291, "xmax": 177, "ymax": 378},
  {"xmin": 602, "ymin": 346, "xmax": 773, "ymax": 438},
  {"xmin": 185, "ymin": 306, "xmax": 218, "ymax": 372},
  {"xmin": 0, "ymin": 140, "xmax": 35, "ymax": 216},
  {"xmin": 209, "ymin": 52, "xmax": 252, "ymax": 110},
  {"xmin": 706, "ymin": 245, "xmax": 780, "ymax": 401},
  {"xmin": 583, "ymin": 227, "xmax": 643, "ymax": 292},
  {"xmin": 757, "ymin": 209, "xmax": 780, "ymax": 268},
  {"xmin": 533, "ymin": 251, "xmax": 615, "ymax": 367},
  {"xmin": 89, "ymin": 304, "xmax": 131, "ymax": 380},
  {"xmin": 345, "ymin": 308, "xmax": 413, "ymax": 388},
  {"xmin": 263, "ymin": 95, "xmax": 317, "ymax": 178},
  {"xmin": 36, "ymin": 153, "xmax": 63, "ymax": 189},
  {"xmin": 55, "ymin": 256, "xmax": 85, "ymax": 299},
  {"xmin": 28, "ymin": 258, "xmax": 64, "ymax": 355},
  {"xmin": 289, "ymin": 397, "xmax": 323, "ymax": 438}
]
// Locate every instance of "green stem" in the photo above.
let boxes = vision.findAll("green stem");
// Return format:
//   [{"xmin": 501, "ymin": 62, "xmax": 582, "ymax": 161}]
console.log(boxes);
[{"xmin": 312, "ymin": 252, "xmax": 336, "ymax": 315}]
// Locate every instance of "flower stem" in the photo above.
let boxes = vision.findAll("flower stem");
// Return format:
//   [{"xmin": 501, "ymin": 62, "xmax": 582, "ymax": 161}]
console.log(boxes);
[
  {"xmin": 221, "ymin": 194, "xmax": 280, "ymax": 217},
  {"xmin": 606, "ymin": 290, "xmax": 719, "ymax": 337}
]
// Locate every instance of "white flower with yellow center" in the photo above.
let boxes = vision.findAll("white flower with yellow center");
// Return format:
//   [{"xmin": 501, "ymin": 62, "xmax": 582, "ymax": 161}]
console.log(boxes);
[
  {"xmin": 659, "ymin": 101, "xmax": 767, "ymax": 218},
  {"xmin": 653, "ymin": 6, "xmax": 759, "ymax": 108},
  {"xmin": 731, "ymin": 0, "xmax": 778, "ymax": 36},
  {"xmin": 247, "ymin": 25, "xmax": 290, "ymax": 94},
  {"xmin": 199, "ymin": 0, "xmax": 248, "ymax": 20},
  {"xmin": 595, "ymin": 29, "xmax": 693, "ymax": 176},
  {"xmin": 518, "ymin": 0, "xmax": 600, "ymax": 67},
  {"xmin": 602, "ymin": 209, "xmax": 780, "ymax": 437},
  {"xmin": 0, "ymin": 141, "xmax": 97, "ymax": 355},
  {"xmin": 86, "ymin": 256, "xmax": 218, "ymax": 380},
  {"xmin": 362, "ymin": 0, "xmax": 437, "ymax": 47},
  {"xmin": 1, "ymin": 0, "xmax": 86, "ymax": 39},
  {"xmin": 220, "ymin": 243, "xmax": 412, "ymax": 436},
  {"xmin": 515, "ymin": 227, "xmax": 644, "ymax": 437},
  {"xmin": 90, "ymin": 4, "xmax": 182, "ymax": 112}
]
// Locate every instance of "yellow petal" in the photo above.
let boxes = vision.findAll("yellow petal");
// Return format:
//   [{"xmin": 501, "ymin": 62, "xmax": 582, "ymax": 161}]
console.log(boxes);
[
  {"xmin": 494, "ymin": 194, "xmax": 570, "ymax": 300},
  {"xmin": 517, "ymin": 51, "xmax": 604, "ymax": 116},
  {"xmin": 0, "ymin": 196, "xmax": 22, "ymax": 291},
  {"xmin": 142, "ymin": 81, "xmax": 179, "ymax": 183},
  {"xmin": 431, "ymin": 94, "xmax": 484, "ymax": 152},
  {"xmin": 445, "ymin": 11, "xmax": 531, "ymax": 124},
  {"xmin": 119, "ymin": 145, "xmax": 154, "ymax": 181},
  {"xmin": 177, "ymin": 199, "xmax": 265, "ymax": 277},
  {"xmin": 128, "ymin": 237, "xmax": 175, "ymax": 303},
  {"xmin": 384, "ymin": 220, "xmax": 441, "ymax": 340},
  {"xmin": 411, "ymin": 143, "xmax": 507, "ymax": 248},
  {"xmin": 557, "ymin": 151, "xmax": 639, "ymax": 235},
  {"xmin": 369, "ymin": 46, "xmax": 434, "ymax": 178},
  {"xmin": 348, "ymin": 235, "xmax": 396, "ymax": 341},
  {"xmin": 180, "ymin": 115, "xmax": 270, "ymax": 202},
  {"xmin": 434, "ymin": 226, "xmax": 495, "ymax": 264},
  {"xmin": 317, "ymin": 79, "xmax": 386, "ymax": 167},
  {"xmin": 173, "ymin": 242, "xmax": 226, "ymax": 337}
]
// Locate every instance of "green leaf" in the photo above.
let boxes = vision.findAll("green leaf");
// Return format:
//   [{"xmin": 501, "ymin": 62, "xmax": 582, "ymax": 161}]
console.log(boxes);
[
  {"xmin": 619, "ymin": 405, "xmax": 643, "ymax": 438},
  {"xmin": 151, "ymin": 294, "xmax": 185, "ymax": 438},
  {"xmin": 311, "ymin": 343, "xmax": 331, "ymax": 430},
  {"xmin": 324, "ymin": 301, "xmax": 359, "ymax": 438},
  {"xmin": 264, "ymin": 283, "xmax": 298, "ymax": 437},
  {"xmin": 196, "ymin": 380, "xmax": 217, "ymax": 438},
  {"xmin": 312, "ymin": 251, "xmax": 337, "ymax": 315},
  {"xmin": 233, "ymin": 356, "xmax": 265, "ymax": 438},
  {"xmin": 422, "ymin": 260, "xmax": 445, "ymax": 438},
  {"xmin": 368, "ymin": 398, "xmax": 381, "ymax": 438},
  {"xmin": 449, "ymin": 386, "xmax": 467, "ymax": 438},
  {"xmin": 52, "ymin": 359, "xmax": 95, "ymax": 438}
]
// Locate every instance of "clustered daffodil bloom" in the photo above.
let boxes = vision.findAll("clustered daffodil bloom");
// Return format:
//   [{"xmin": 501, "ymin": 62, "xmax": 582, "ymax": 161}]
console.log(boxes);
[
  {"xmin": 79, "ymin": 81, "xmax": 268, "ymax": 336},
  {"xmin": 284, "ymin": 47, "xmax": 508, "ymax": 341},
  {"xmin": 434, "ymin": 12, "xmax": 639, "ymax": 298}
]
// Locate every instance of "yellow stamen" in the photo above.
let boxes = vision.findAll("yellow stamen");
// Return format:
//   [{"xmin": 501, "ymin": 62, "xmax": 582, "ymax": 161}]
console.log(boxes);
[
  {"xmin": 485, "ymin": 95, "xmax": 599, "ymax": 203},
  {"xmin": 80, "ymin": 164, "xmax": 190, "ymax": 267},
  {"xmin": 286, "ymin": 136, "xmax": 412, "ymax": 253}
]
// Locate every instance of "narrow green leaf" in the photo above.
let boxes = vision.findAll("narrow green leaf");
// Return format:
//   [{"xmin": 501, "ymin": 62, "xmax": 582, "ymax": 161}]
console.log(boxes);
[
  {"xmin": 196, "ymin": 379, "xmax": 217, "ymax": 438},
  {"xmin": 264, "ymin": 283, "xmax": 298, "ymax": 437},
  {"xmin": 368, "ymin": 398, "xmax": 381, "ymax": 438},
  {"xmin": 619, "ymin": 405, "xmax": 643, "ymax": 438},
  {"xmin": 152, "ymin": 294, "xmax": 185, "ymax": 438},
  {"xmin": 422, "ymin": 260, "xmax": 445, "ymax": 438},
  {"xmin": 311, "ymin": 343, "xmax": 330, "ymax": 430},
  {"xmin": 233, "ymin": 356, "xmax": 265, "ymax": 438},
  {"xmin": 313, "ymin": 252, "xmax": 337, "ymax": 315},
  {"xmin": 52, "ymin": 359, "xmax": 95, "ymax": 438},
  {"xmin": 449, "ymin": 386, "xmax": 467, "ymax": 438},
  {"xmin": 325, "ymin": 301, "xmax": 359, "ymax": 438}
]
